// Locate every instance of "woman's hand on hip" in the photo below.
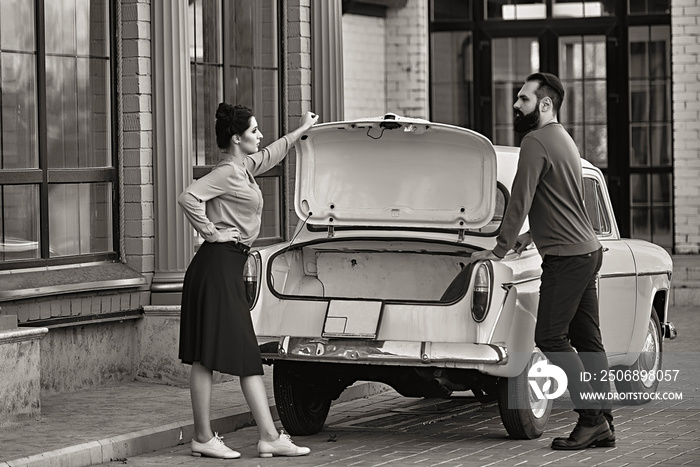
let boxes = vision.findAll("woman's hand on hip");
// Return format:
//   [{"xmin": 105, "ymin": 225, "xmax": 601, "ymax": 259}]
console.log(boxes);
[{"xmin": 214, "ymin": 227, "xmax": 241, "ymax": 243}]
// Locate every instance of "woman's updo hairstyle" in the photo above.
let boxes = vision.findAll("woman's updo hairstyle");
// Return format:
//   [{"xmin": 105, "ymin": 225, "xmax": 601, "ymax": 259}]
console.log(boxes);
[{"xmin": 215, "ymin": 103, "xmax": 254, "ymax": 149}]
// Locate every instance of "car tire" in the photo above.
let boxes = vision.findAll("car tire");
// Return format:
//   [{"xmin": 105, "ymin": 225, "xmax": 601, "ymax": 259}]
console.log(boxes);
[
  {"xmin": 497, "ymin": 351, "xmax": 553, "ymax": 439},
  {"xmin": 613, "ymin": 311, "xmax": 662, "ymax": 403},
  {"xmin": 273, "ymin": 362, "xmax": 332, "ymax": 436}
]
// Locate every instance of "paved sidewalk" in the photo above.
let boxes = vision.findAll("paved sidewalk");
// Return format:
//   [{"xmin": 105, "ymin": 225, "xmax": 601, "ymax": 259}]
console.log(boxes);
[
  {"xmin": 1, "ymin": 306, "xmax": 697, "ymax": 467},
  {"xmin": 0, "ymin": 372, "xmax": 387, "ymax": 467}
]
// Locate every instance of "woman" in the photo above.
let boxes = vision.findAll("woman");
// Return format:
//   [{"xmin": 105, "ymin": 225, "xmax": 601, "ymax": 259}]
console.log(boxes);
[{"xmin": 178, "ymin": 103, "xmax": 318, "ymax": 459}]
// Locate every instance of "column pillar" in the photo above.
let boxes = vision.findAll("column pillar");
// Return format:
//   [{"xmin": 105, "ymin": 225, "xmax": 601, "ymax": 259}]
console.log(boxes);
[
  {"xmin": 311, "ymin": 0, "xmax": 345, "ymax": 122},
  {"xmin": 150, "ymin": 0, "xmax": 194, "ymax": 305}
]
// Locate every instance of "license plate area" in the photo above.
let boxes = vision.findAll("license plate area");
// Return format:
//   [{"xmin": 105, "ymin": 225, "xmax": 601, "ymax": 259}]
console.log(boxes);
[{"xmin": 322, "ymin": 300, "xmax": 383, "ymax": 338}]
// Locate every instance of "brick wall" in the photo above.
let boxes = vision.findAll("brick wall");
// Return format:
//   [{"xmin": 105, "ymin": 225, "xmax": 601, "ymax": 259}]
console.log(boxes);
[
  {"xmin": 122, "ymin": 0, "xmax": 156, "ymax": 276},
  {"xmin": 385, "ymin": 0, "xmax": 429, "ymax": 119},
  {"xmin": 285, "ymin": 0, "xmax": 313, "ymax": 237},
  {"xmin": 340, "ymin": 1, "xmax": 429, "ymax": 120},
  {"xmin": 343, "ymin": 14, "xmax": 387, "ymax": 120},
  {"xmin": 672, "ymin": 0, "xmax": 700, "ymax": 254},
  {"xmin": 2, "ymin": 291, "xmax": 149, "ymax": 325}
]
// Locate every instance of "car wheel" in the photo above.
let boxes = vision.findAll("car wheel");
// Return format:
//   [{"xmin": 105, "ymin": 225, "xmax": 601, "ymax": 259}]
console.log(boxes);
[
  {"xmin": 613, "ymin": 311, "xmax": 662, "ymax": 403},
  {"xmin": 497, "ymin": 351, "xmax": 552, "ymax": 439},
  {"xmin": 273, "ymin": 361, "xmax": 332, "ymax": 436}
]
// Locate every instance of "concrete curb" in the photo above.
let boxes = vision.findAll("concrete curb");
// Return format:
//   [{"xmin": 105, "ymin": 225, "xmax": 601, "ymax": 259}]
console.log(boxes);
[{"xmin": 3, "ymin": 382, "xmax": 389, "ymax": 467}]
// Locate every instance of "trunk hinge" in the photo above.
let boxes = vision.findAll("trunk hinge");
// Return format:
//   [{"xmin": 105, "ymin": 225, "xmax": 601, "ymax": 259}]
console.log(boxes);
[
  {"xmin": 458, "ymin": 229, "xmax": 465, "ymax": 242},
  {"xmin": 327, "ymin": 225, "xmax": 335, "ymax": 238}
]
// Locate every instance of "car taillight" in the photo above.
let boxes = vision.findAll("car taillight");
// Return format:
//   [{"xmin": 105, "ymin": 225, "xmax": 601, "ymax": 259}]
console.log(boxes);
[
  {"xmin": 472, "ymin": 262, "xmax": 492, "ymax": 322},
  {"xmin": 243, "ymin": 251, "xmax": 261, "ymax": 308}
]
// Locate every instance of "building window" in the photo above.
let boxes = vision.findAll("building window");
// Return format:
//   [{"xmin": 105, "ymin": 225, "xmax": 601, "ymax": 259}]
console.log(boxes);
[
  {"xmin": 189, "ymin": 0, "xmax": 223, "ymax": 168},
  {"xmin": 430, "ymin": 31, "xmax": 473, "ymax": 127},
  {"xmin": 552, "ymin": 0, "xmax": 613, "ymax": 18},
  {"xmin": 628, "ymin": 25, "xmax": 672, "ymax": 249},
  {"xmin": 189, "ymin": 0, "xmax": 283, "ymax": 244},
  {"xmin": 629, "ymin": 0, "xmax": 670, "ymax": 15},
  {"xmin": 492, "ymin": 37, "xmax": 539, "ymax": 146},
  {"xmin": 487, "ymin": 0, "xmax": 546, "ymax": 20},
  {"xmin": 0, "ymin": 0, "xmax": 115, "ymax": 265},
  {"xmin": 559, "ymin": 35, "xmax": 607, "ymax": 168},
  {"xmin": 431, "ymin": 0, "xmax": 472, "ymax": 22}
]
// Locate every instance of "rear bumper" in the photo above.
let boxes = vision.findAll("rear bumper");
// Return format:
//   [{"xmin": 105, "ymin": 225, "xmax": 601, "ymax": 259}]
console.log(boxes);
[
  {"xmin": 664, "ymin": 321, "xmax": 678, "ymax": 340},
  {"xmin": 260, "ymin": 336, "xmax": 509, "ymax": 366}
]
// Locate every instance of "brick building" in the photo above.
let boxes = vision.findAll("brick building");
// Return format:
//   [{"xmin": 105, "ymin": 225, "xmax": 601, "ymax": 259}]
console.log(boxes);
[
  {"xmin": 0, "ymin": 0, "xmax": 698, "ymax": 422},
  {"xmin": 673, "ymin": 0, "xmax": 700, "ymax": 253}
]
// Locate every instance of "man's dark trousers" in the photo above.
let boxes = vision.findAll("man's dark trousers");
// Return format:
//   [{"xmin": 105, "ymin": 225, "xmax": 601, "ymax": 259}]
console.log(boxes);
[{"xmin": 534, "ymin": 248, "xmax": 612, "ymax": 426}]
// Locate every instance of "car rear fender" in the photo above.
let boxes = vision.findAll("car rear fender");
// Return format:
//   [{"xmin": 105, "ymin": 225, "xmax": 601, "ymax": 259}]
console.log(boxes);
[
  {"xmin": 614, "ymin": 282, "xmax": 670, "ymax": 368},
  {"xmin": 609, "ymin": 239, "xmax": 672, "ymax": 367},
  {"xmin": 479, "ymin": 265, "xmax": 539, "ymax": 378}
]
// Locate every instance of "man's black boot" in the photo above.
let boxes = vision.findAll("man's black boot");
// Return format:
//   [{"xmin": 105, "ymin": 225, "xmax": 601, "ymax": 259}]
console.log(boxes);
[
  {"xmin": 551, "ymin": 420, "xmax": 612, "ymax": 450},
  {"xmin": 592, "ymin": 423, "xmax": 615, "ymax": 447},
  {"xmin": 591, "ymin": 410, "xmax": 616, "ymax": 447}
]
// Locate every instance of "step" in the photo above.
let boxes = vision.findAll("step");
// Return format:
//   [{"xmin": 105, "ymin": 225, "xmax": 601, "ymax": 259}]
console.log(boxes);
[{"xmin": 671, "ymin": 255, "xmax": 700, "ymax": 307}]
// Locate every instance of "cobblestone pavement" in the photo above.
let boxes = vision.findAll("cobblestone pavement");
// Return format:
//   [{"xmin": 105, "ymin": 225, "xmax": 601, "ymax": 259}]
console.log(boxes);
[
  {"xmin": 96, "ymin": 389, "xmax": 699, "ymax": 467},
  {"xmin": 96, "ymin": 308, "xmax": 700, "ymax": 467}
]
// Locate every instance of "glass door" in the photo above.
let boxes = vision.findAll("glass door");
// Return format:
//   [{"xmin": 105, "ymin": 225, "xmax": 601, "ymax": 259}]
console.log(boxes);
[
  {"xmin": 491, "ymin": 37, "xmax": 539, "ymax": 147},
  {"xmin": 489, "ymin": 34, "xmax": 608, "ymax": 166},
  {"xmin": 558, "ymin": 35, "xmax": 608, "ymax": 169},
  {"xmin": 627, "ymin": 26, "xmax": 672, "ymax": 249}
]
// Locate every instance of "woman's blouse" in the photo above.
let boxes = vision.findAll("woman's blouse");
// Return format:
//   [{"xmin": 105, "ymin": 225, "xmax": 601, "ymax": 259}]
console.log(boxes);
[{"xmin": 178, "ymin": 135, "xmax": 292, "ymax": 246}]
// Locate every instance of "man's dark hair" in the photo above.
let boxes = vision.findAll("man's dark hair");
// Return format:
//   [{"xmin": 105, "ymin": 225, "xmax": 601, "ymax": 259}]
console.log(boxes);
[{"xmin": 526, "ymin": 72, "xmax": 565, "ymax": 116}]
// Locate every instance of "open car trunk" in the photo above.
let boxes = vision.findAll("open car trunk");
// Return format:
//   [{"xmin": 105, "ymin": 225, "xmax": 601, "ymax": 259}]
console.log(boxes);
[{"xmin": 269, "ymin": 239, "xmax": 474, "ymax": 303}]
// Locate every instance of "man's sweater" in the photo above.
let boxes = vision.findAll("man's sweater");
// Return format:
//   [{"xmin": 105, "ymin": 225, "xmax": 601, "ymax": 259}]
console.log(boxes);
[{"xmin": 493, "ymin": 122, "xmax": 601, "ymax": 258}]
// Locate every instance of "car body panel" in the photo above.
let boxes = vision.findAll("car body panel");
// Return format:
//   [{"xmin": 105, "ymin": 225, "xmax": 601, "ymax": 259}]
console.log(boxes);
[{"xmin": 598, "ymin": 240, "xmax": 637, "ymax": 354}]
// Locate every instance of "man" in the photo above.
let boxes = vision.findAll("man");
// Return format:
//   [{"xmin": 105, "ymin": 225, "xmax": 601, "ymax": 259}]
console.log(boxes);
[{"xmin": 471, "ymin": 72, "xmax": 613, "ymax": 450}]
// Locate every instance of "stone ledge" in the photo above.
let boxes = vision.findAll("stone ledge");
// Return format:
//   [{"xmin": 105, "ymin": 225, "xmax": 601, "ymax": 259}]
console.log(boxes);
[
  {"xmin": 0, "ymin": 327, "xmax": 48, "ymax": 344},
  {"xmin": 0, "ymin": 262, "xmax": 147, "ymax": 302}
]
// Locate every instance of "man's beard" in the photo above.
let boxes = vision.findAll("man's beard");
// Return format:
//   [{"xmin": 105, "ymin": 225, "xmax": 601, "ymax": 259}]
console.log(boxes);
[{"xmin": 513, "ymin": 105, "xmax": 540, "ymax": 135}]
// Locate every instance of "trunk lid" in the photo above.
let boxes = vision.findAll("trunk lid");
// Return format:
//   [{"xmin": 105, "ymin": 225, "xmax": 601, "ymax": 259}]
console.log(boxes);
[{"xmin": 294, "ymin": 115, "xmax": 498, "ymax": 232}]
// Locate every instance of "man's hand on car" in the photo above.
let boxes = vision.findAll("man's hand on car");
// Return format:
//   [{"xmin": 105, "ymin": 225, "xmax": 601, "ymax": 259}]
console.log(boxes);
[
  {"xmin": 513, "ymin": 231, "xmax": 533, "ymax": 254},
  {"xmin": 470, "ymin": 249, "xmax": 502, "ymax": 263},
  {"xmin": 471, "ymin": 232, "xmax": 533, "ymax": 263}
]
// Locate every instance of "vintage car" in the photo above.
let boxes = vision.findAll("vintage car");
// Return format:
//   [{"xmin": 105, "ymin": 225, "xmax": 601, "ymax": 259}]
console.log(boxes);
[{"xmin": 243, "ymin": 114, "xmax": 677, "ymax": 439}]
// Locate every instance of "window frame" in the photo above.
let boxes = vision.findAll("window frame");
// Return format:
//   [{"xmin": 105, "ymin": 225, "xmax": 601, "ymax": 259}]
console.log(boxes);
[
  {"xmin": 583, "ymin": 175, "xmax": 613, "ymax": 238},
  {"xmin": 0, "ymin": 0, "xmax": 119, "ymax": 271}
]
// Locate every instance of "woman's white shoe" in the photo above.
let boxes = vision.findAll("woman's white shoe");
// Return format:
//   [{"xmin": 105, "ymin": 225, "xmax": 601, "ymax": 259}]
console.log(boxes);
[
  {"xmin": 258, "ymin": 431, "xmax": 311, "ymax": 458},
  {"xmin": 191, "ymin": 433, "xmax": 241, "ymax": 459}
]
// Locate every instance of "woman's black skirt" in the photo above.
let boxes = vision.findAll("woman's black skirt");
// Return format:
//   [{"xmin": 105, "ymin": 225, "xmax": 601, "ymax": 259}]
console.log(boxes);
[{"xmin": 179, "ymin": 241, "xmax": 263, "ymax": 376}]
